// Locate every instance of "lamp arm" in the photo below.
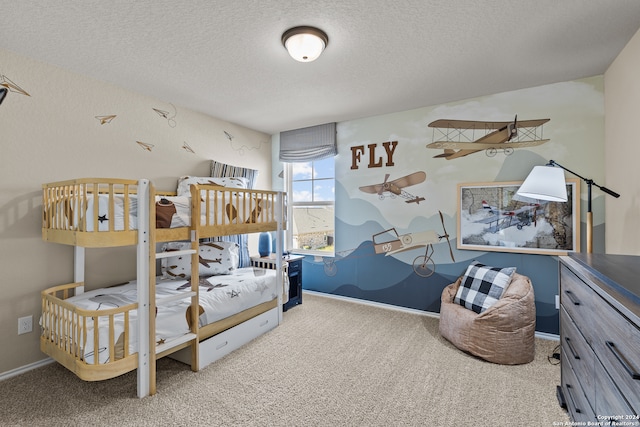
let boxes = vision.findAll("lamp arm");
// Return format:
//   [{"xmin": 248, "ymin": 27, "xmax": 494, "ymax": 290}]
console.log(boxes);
[
  {"xmin": 547, "ymin": 160, "xmax": 620, "ymax": 200},
  {"xmin": 597, "ymin": 186, "xmax": 620, "ymax": 199}
]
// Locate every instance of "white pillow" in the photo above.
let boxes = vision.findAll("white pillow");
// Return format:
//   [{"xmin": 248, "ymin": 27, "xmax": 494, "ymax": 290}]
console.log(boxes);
[
  {"xmin": 176, "ymin": 176, "xmax": 249, "ymax": 197},
  {"xmin": 161, "ymin": 241, "xmax": 239, "ymax": 278}
]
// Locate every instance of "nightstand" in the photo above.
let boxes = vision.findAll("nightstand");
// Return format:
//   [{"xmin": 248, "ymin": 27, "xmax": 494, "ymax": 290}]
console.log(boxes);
[{"xmin": 283, "ymin": 255, "xmax": 303, "ymax": 311}]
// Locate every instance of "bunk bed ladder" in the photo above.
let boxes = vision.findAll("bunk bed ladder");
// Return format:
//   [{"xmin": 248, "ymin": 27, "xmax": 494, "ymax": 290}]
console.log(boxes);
[
  {"xmin": 275, "ymin": 192, "xmax": 285, "ymax": 324},
  {"xmin": 137, "ymin": 179, "xmax": 151, "ymax": 398},
  {"xmin": 155, "ymin": 247, "xmax": 199, "ymax": 354},
  {"xmin": 147, "ymin": 182, "xmax": 200, "ymax": 396},
  {"xmin": 136, "ymin": 179, "xmax": 155, "ymax": 398}
]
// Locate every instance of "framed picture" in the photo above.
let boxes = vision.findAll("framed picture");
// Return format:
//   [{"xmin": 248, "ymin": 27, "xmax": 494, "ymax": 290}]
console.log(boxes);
[{"xmin": 457, "ymin": 180, "xmax": 580, "ymax": 255}]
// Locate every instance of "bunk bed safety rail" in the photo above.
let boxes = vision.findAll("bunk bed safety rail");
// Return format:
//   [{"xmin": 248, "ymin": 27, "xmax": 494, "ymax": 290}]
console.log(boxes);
[
  {"xmin": 42, "ymin": 178, "xmax": 139, "ymax": 246},
  {"xmin": 191, "ymin": 184, "xmax": 284, "ymax": 235},
  {"xmin": 41, "ymin": 282, "xmax": 138, "ymax": 367}
]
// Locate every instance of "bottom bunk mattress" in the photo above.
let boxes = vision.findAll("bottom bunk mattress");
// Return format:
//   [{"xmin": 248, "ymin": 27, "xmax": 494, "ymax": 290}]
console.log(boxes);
[{"xmin": 44, "ymin": 267, "xmax": 280, "ymax": 365}]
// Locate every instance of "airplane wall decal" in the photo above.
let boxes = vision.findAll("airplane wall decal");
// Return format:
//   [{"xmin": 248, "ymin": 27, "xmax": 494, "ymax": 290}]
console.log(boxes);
[
  {"xmin": 426, "ymin": 115, "xmax": 550, "ymax": 160},
  {"xmin": 358, "ymin": 171, "xmax": 426, "ymax": 204},
  {"xmin": 372, "ymin": 211, "xmax": 455, "ymax": 277}
]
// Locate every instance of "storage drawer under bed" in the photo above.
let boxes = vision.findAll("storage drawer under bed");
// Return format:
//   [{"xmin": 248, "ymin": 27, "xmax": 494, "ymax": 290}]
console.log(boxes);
[{"xmin": 170, "ymin": 307, "xmax": 278, "ymax": 370}]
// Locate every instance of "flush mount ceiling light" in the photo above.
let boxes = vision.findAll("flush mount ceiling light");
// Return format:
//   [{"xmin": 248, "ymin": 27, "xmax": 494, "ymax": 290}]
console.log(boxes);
[{"xmin": 282, "ymin": 26, "xmax": 328, "ymax": 62}]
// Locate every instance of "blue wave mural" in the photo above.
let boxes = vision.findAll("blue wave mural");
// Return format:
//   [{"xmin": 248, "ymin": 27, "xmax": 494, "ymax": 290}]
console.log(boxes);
[{"xmin": 302, "ymin": 215, "xmax": 562, "ymax": 335}]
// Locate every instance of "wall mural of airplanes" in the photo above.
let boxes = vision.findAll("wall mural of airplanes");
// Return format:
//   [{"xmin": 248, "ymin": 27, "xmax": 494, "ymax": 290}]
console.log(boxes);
[
  {"xmin": 358, "ymin": 171, "xmax": 426, "ymax": 204},
  {"xmin": 372, "ymin": 211, "xmax": 455, "ymax": 277},
  {"xmin": 476, "ymin": 199, "xmax": 547, "ymax": 234},
  {"xmin": 426, "ymin": 115, "xmax": 550, "ymax": 160}
]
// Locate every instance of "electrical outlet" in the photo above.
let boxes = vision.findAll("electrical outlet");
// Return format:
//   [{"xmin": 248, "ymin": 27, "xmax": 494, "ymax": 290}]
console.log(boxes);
[
  {"xmin": 555, "ymin": 295, "xmax": 560, "ymax": 310},
  {"xmin": 18, "ymin": 315, "xmax": 33, "ymax": 335}
]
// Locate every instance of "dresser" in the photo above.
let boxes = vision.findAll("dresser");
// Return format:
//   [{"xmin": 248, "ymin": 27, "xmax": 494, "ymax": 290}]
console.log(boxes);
[{"xmin": 559, "ymin": 253, "xmax": 640, "ymax": 422}]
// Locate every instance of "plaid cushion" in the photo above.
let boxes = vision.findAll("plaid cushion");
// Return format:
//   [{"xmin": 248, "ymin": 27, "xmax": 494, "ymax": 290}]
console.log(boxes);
[{"xmin": 454, "ymin": 261, "xmax": 516, "ymax": 314}]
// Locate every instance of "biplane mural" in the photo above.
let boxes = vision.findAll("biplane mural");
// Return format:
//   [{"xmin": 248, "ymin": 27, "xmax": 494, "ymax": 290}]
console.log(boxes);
[
  {"xmin": 426, "ymin": 115, "xmax": 549, "ymax": 160},
  {"xmin": 358, "ymin": 171, "xmax": 426, "ymax": 204},
  {"xmin": 372, "ymin": 211, "xmax": 455, "ymax": 277}
]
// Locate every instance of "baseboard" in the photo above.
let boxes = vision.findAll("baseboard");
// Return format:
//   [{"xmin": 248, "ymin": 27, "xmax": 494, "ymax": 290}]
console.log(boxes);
[
  {"xmin": 0, "ymin": 357, "xmax": 54, "ymax": 382},
  {"xmin": 303, "ymin": 290, "xmax": 440, "ymax": 318},
  {"xmin": 534, "ymin": 331, "xmax": 560, "ymax": 341},
  {"xmin": 303, "ymin": 290, "xmax": 560, "ymax": 341}
]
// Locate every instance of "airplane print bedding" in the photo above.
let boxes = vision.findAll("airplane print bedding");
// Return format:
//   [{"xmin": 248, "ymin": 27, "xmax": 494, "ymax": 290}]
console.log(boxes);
[{"xmin": 46, "ymin": 267, "xmax": 280, "ymax": 364}]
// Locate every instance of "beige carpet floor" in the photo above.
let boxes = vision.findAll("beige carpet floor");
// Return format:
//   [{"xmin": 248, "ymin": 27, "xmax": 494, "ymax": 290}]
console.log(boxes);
[{"xmin": 0, "ymin": 293, "xmax": 570, "ymax": 426}]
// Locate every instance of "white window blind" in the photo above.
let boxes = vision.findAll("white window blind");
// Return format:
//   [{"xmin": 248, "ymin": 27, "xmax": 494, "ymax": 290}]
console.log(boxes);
[{"xmin": 279, "ymin": 122, "xmax": 337, "ymax": 162}]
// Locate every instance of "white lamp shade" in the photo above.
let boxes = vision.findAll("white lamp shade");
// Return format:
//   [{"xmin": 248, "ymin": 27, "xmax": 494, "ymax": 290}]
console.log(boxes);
[
  {"xmin": 516, "ymin": 165, "xmax": 568, "ymax": 202},
  {"xmin": 282, "ymin": 27, "xmax": 328, "ymax": 62},
  {"xmin": 284, "ymin": 33, "xmax": 325, "ymax": 62}
]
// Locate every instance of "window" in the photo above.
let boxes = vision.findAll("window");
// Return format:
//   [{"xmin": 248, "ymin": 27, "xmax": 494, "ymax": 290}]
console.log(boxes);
[{"xmin": 285, "ymin": 157, "xmax": 334, "ymax": 255}]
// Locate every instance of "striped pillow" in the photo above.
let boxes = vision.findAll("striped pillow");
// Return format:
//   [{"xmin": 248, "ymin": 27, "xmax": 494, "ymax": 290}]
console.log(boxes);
[
  {"xmin": 210, "ymin": 160, "xmax": 258, "ymax": 189},
  {"xmin": 210, "ymin": 160, "xmax": 259, "ymax": 267}
]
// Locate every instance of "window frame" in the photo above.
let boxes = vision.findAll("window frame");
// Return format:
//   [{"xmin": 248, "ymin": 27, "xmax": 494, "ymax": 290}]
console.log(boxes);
[{"xmin": 284, "ymin": 160, "xmax": 335, "ymax": 257}]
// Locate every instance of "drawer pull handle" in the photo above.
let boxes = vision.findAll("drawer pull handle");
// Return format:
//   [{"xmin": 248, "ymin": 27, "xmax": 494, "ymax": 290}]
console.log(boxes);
[
  {"xmin": 564, "ymin": 384, "xmax": 582, "ymax": 414},
  {"xmin": 215, "ymin": 341, "xmax": 228, "ymax": 350},
  {"xmin": 564, "ymin": 290, "xmax": 581, "ymax": 306},
  {"xmin": 260, "ymin": 320, "xmax": 269, "ymax": 327},
  {"xmin": 564, "ymin": 337, "xmax": 580, "ymax": 360},
  {"xmin": 606, "ymin": 341, "xmax": 640, "ymax": 380}
]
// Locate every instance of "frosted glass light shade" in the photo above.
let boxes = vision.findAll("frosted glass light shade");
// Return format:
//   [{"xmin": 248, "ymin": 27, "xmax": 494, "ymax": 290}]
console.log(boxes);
[
  {"xmin": 282, "ymin": 26, "xmax": 328, "ymax": 62},
  {"xmin": 517, "ymin": 165, "xmax": 568, "ymax": 202}
]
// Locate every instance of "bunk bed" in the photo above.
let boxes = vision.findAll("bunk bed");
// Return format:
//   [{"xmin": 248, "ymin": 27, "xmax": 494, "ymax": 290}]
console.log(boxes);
[{"xmin": 40, "ymin": 177, "xmax": 286, "ymax": 397}]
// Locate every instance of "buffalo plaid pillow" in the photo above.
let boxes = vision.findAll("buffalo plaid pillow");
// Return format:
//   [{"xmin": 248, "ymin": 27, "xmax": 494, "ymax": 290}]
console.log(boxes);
[{"xmin": 454, "ymin": 261, "xmax": 516, "ymax": 314}]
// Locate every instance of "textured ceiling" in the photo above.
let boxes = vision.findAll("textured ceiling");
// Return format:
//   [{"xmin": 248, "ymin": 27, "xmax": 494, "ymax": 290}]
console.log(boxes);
[{"xmin": 1, "ymin": 1, "xmax": 640, "ymax": 135}]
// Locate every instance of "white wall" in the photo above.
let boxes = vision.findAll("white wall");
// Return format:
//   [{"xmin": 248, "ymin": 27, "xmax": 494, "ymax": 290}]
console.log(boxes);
[
  {"xmin": 604, "ymin": 28, "xmax": 640, "ymax": 255},
  {"xmin": 0, "ymin": 48, "xmax": 272, "ymax": 374}
]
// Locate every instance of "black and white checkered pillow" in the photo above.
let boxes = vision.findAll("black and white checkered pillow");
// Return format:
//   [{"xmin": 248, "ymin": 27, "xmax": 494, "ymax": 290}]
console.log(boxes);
[{"xmin": 454, "ymin": 261, "xmax": 516, "ymax": 314}]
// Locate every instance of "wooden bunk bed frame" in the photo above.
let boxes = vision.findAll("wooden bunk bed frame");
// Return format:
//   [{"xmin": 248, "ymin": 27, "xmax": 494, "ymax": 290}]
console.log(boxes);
[{"xmin": 40, "ymin": 178, "xmax": 286, "ymax": 397}]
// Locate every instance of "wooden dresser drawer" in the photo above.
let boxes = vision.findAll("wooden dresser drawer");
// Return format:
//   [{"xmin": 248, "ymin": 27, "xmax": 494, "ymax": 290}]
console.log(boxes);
[
  {"xmin": 594, "ymin": 359, "xmax": 636, "ymax": 419},
  {"xmin": 559, "ymin": 254, "xmax": 640, "ymax": 423},
  {"xmin": 562, "ymin": 352, "xmax": 596, "ymax": 422},
  {"xmin": 560, "ymin": 307, "xmax": 595, "ymax": 404},
  {"xmin": 591, "ymin": 308, "xmax": 640, "ymax": 413},
  {"xmin": 560, "ymin": 265, "xmax": 598, "ymax": 344}
]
